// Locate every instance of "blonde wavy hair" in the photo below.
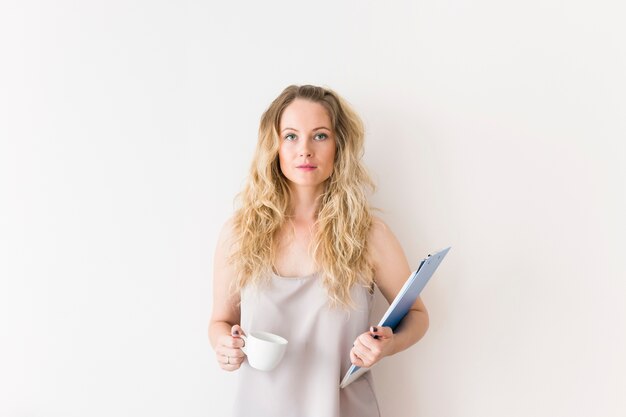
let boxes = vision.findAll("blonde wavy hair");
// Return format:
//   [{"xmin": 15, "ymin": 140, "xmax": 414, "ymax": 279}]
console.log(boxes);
[{"xmin": 229, "ymin": 85, "xmax": 376, "ymax": 309}]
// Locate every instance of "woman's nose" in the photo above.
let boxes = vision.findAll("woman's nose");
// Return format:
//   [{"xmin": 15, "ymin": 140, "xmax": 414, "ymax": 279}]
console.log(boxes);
[{"xmin": 298, "ymin": 140, "xmax": 313, "ymax": 157}]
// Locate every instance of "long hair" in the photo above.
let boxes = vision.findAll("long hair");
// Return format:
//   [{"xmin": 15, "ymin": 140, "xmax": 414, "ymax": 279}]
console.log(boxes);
[{"xmin": 229, "ymin": 85, "xmax": 375, "ymax": 309}]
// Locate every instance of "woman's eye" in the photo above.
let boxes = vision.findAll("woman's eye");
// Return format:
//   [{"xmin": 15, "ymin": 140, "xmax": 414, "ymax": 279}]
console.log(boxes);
[
  {"xmin": 314, "ymin": 133, "xmax": 328, "ymax": 141},
  {"xmin": 284, "ymin": 134, "xmax": 297, "ymax": 141}
]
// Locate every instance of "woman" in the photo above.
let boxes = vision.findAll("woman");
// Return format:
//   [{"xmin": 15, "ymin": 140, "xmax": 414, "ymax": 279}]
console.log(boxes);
[{"xmin": 209, "ymin": 85, "xmax": 429, "ymax": 417}]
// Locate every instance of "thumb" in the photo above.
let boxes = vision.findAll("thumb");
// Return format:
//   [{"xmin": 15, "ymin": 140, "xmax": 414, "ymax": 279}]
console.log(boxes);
[
  {"xmin": 231, "ymin": 324, "xmax": 245, "ymax": 338},
  {"xmin": 369, "ymin": 325, "xmax": 392, "ymax": 339}
]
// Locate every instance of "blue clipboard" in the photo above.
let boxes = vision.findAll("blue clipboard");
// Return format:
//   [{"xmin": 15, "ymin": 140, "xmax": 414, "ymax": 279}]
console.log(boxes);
[{"xmin": 339, "ymin": 246, "xmax": 451, "ymax": 389}]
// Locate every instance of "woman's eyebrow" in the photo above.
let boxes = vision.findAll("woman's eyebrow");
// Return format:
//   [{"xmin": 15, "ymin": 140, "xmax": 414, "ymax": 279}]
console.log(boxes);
[{"xmin": 281, "ymin": 126, "xmax": 331, "ymax": 132}]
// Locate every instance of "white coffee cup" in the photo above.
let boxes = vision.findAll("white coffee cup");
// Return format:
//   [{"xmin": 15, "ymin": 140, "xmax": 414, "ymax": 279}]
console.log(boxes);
[{"xmin": 240, "ymin": 331, "xmax": 288, "ymax": 371}]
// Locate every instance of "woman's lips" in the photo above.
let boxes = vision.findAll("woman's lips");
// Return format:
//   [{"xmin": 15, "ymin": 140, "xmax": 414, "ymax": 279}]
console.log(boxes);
[{"xmin": 297, "ymin": 166, "xmax": 317, "ymax": 171}]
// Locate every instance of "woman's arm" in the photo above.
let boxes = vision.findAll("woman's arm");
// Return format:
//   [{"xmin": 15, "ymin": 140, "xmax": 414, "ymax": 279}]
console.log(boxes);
[
  {"xmin": 350, "ymin": 217, "xmax": 429, "ymax": 367},
  {"xmin": 208, "ymin": 219, "xmax": 246, "ymax": 371}
]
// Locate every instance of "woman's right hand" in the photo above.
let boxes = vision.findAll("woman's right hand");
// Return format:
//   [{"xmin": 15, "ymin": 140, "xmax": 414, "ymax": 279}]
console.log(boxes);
[{"xmin": 215, "ymin": 324, "xmax": 246, "ymax": 371}]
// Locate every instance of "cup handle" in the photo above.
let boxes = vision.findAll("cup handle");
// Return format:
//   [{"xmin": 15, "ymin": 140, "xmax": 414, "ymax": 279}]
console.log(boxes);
[{"xmin": 239, "ymin": 334, "xmax": 248, "ymax": 355}]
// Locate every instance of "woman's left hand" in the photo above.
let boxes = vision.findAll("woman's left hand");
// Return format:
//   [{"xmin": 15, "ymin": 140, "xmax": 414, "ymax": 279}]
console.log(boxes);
[{"xmin": 350, "ymin": 326, "xmax": 395, "ymax": 368}]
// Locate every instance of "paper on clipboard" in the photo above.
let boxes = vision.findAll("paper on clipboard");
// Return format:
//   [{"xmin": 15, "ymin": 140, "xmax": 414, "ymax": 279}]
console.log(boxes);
[{"xmin": 339, "ymin": 246, "xmax": 451, "ymax": 389}]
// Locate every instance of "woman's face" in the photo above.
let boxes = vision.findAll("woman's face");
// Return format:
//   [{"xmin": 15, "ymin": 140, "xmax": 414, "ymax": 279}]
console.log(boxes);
[{"xmin": 278, "ymin": 99, "xmax": 337, "ymax": 192}]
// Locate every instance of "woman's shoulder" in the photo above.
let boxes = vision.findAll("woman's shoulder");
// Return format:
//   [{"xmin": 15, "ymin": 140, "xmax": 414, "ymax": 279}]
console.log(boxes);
[
  {"xmin": 367, "ymin": 215, "xmax": 405, "ymax": 265},
  {"xmin": 216, "ymin": 216, "xmax": 237, "ymax": 249},
  {"xmin": 368, "ymin": 215, "xmax": 394, "ymax": 244}
]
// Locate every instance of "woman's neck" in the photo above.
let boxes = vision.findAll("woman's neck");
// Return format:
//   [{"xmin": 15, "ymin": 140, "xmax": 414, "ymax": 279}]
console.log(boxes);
[{"xmin": 287, "ymin": 185, "xmax": 325, "ymax": 223}]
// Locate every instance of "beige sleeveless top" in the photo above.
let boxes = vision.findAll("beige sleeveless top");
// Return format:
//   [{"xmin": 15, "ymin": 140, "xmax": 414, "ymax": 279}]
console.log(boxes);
[{"xmin": 233, "ymin": 272, "xmax": 381, "ymax": 417}]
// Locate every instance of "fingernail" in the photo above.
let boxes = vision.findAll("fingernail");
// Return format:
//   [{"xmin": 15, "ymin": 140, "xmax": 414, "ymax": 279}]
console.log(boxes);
[{"xmin": 371, "ymin": 326, "xmax": 378, "ymax": 332}]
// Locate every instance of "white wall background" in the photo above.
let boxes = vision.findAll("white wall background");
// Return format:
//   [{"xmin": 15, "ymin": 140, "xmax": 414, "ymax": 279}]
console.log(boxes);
[{"xmin": 1, "ymin": 1, "xmax": 625, "ymax": 416}]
